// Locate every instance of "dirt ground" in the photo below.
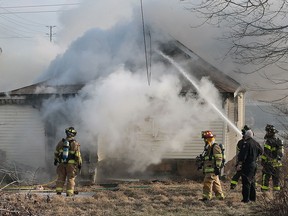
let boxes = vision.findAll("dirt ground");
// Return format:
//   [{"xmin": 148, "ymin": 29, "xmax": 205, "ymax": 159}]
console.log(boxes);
[{"xmin": 0, "ymin": 178, "xmax": 268, "ymax": 216}]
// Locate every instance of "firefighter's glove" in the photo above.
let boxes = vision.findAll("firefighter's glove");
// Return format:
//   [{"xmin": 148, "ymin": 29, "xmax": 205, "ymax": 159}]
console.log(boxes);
[
  {"xmin": 78, "ymin": 164, "xmax": 82, "ymax": 171},
  {"xmin": 214, "ymin": 167, "xmax": 220, "ymax": 176},
  {"xmin": 54, "ymin": 159, "xmax": 58, "ymax": 166}
]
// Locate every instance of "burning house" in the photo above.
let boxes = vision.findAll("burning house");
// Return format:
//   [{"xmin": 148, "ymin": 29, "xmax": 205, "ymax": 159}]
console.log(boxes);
[{"xmin": 0, "ymin": 40, "xmax": 245, "ymax": 182}]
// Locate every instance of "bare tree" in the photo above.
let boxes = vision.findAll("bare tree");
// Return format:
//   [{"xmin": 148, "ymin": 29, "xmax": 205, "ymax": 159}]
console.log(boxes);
[{"xmin": 182, "ymin": 0, "xmax": 288, "ymax": 71}]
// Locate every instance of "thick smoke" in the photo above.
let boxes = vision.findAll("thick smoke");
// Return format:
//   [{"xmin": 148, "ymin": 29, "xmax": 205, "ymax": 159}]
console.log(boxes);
[
  {"xmin": 38, "ymin": 0, "xmax": 224, "ymax": 173},
  {"xmin": 41, "ymin": 66, "xmax": 222, "ymax": 172}
]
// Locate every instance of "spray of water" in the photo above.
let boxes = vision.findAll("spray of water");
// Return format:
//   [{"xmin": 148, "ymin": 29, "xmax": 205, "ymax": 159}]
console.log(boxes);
[{"xmin": 157, "ymin": 50, "xmax": 242, "ymax": 136}]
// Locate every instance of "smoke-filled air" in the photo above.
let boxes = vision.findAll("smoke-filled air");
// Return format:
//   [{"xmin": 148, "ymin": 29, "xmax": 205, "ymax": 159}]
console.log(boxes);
[{"xmin": 37, "ymin": 0, "xmax": 224, "ymax": 173}]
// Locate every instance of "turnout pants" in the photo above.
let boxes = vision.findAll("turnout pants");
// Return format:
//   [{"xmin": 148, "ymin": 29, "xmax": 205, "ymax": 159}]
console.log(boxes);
[
  {"xmin": 203, "ymin": 173, "xmax": 224, "ymax": 200},
  {"xmin": 262, "ymin": 165, "xmax": 281, "ymax": 191},
  {"xmin": 56, "ymin": 163, "xmax": 77, "ymax": 195}
]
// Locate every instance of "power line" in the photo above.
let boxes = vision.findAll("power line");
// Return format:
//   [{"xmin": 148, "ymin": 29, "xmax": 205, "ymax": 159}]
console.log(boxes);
[
  {"xmin": 0, "ymin": 36, "xmax": 34, "ymax": 39},
  {"xmin": 0, "ymin": 3, "xmax": 80, "ymax": 9},
  {"xmin": 0, "ymin": 2, "xmax": 80, "ymax": 14},
  {"xmin": 0, "ymin": 10, "xmax": 69, "ymax": 14},
  {"xmin": 0, "ymin": 7, "xmax": 50, "ymax": 26},
  {"xmin": 0, "ymin": 15, "xmax": 46, "ymax": 33},
  {"xmin": 0, "ymin": 22, "xmax": 31, "ymax": 38},
  {"xmin": 0, "ymin": 2, "xmax": 80, "ymax": 40}
]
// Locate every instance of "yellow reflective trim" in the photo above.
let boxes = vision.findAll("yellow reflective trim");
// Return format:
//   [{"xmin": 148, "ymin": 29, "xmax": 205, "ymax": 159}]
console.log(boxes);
[
  {"xmin": 56, "ymin": 187, "xmax": 63, "ymax": 192},
  {"xmin": 68, "ymin": 160, "xmax": 76, "ymax": 164},
  {"xmin": 214, "ymin": 153, "xmax": 222, "ymax": 158},
  {"xmin": 261, "ymin": 185, "xmax": 269, "ymax": 190},
  {"xmin": 216, "ymin": 193, "xmax": 225, "ymax": 199},
  {"xmin": 202, "ymin": 194, "xmax": 212, "ymax": 199},
  {"xmin": 273, "ymin": 186, "xmax": 280, "ymax": 191},
  {"xmin": 66, "ymin": 189, "xmax": 74, "ymax": 195},
  {"xmin": 204, "ymin": 167, "xmax": 214, "ymax": 173},
  {"xmin": 262, "ymin": 174, "xmax": 267, "ymax": 189},
  {"xmin": 264, "ymin": 144, "xmax": 271, "ymax": 149},
  {"xmin": 231, "ymin": 180, "xmax": 238, "ymax": 185},
  {"xmin": 216, "ymin": 161, "xmax": 222, "ymax": 166}
]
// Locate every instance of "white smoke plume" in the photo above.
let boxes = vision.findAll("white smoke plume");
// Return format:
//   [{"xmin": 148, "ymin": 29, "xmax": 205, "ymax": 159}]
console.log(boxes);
[
  {"xmin": 38, "ymin": 0, "xmax": 224, "ymax": 173},
  {"xmin": 41, "ymin": 66, "xmax": 222, "ymax": 172}
]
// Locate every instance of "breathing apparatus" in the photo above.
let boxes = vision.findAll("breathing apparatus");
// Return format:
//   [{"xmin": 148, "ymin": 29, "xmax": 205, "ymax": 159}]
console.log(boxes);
[{"xmin": 62, "ymin": 139, "xmax": 70, "ymax": 163}]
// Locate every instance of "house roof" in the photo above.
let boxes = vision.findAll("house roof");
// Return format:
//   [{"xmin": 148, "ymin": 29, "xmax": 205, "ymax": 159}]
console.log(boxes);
[
  {"xmin": 0, "ymin": 82, "xmax": 84, "ymax": 105},
  {"xmin": 0, "ymin": 82, "xmax": 84, "ymax": 97},
  {"xmin": 160, "ymin": 40, "xmax": 243, "ymax": 94}
]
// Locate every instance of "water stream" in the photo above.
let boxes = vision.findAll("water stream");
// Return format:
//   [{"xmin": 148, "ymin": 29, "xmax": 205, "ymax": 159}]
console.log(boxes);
[{"xmin": 157, "ymin": 50, "xmax": 242, "ymax": 136}]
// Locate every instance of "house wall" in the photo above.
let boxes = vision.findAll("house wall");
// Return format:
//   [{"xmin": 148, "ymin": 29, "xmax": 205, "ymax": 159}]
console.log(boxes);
[
  {"xmin": 124, "ymin": 96, "xmax": 242, "ymax": 161},
  {"xmin": 224, "ymin": 94, "xmax": 241, "ymax": 162},
  {"xmin": 96, "ymin": 92, "xmax": 245, "ymax": 180},
  {"xmin": 0, "ymin": 105, "xmax": 46, "ymax": 168}
]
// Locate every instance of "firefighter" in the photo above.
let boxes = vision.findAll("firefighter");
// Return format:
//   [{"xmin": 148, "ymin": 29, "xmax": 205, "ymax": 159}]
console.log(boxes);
[
  {"xmin": 201, "ymin": 130, "xmax": 224, "ymax": 201},
  {"xmin": 261, "ymin": 124, "xmax": 284, "ymax": 192},
  {"xmin": 230, "ymin": 125, "xmax": 251, "ymax": 189},
  {"xmin": 54, "ymin": 127, "xmax": 82, "ymax": 196},
  {"xmin": 237, "ymin": 129, "xmax": 262, "ymax": 203}
]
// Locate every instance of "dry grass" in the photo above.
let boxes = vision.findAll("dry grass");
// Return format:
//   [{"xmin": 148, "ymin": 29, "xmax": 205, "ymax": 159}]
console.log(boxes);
[{"xmin": 0, "ymin": 180, "xmax": 264, "ymax": 216}]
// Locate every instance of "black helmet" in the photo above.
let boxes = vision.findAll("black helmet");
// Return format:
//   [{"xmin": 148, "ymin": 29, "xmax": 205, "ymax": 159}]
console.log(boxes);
[
  {"xmin": 241, "ymin": 125, "xmax": 250, "ymax": 136},
  {"xmin": 65, "ymin": 127, "xmax": 77, "ymax": 137},
  {"xmin": 265, "ymin": 124, "xmax": 278, "ymax": 134}
]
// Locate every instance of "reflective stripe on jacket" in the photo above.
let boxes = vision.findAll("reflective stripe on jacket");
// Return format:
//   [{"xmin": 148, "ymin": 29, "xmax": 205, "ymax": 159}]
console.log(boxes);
[
  {"xmin": 261, "ymin": 137, "xmax": 283, "ymax": 167},
  {"xmin": 203, "ymin": 143, "xmax": 222, "ymax": 173}
]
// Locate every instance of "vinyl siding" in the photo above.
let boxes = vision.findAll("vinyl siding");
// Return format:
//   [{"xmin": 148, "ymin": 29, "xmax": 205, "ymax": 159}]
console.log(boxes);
[
  {"xmin": 133, "ymin": 118, "xmax": 225, "ymax": 159},
  {"xmin": 0, "ymin": 105, "xmax": 46, "ymax": 168}
]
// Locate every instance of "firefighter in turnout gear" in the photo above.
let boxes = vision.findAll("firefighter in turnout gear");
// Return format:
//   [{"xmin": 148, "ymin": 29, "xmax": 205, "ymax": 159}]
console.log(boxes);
[
  {"xmin": 54, "ymin": 127, "xmax": 82, "ymax": 196},
  {"xmin": 230, "ymin": 125, "xmax": 251, "ymax": 189},
  {"xmin": 261, "ymin": 124, "xmax": 284, "ymax": 192},
  {"xmin": 237, "ymin": 129, "xmax": 262, "ymax": 203},
  {"xmin": 201, "ymin": 130, "xmax": 224, "ymax": 201}
]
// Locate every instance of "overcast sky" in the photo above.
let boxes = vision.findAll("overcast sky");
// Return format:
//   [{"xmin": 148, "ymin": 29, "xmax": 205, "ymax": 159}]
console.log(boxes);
[{"xmin": 0, "ymin": 0, "xmax": 286, "ymax": 101}]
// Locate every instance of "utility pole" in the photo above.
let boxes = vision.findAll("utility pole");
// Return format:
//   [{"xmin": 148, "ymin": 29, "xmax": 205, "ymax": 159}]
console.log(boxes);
[{"xmin": 46, "ymin": 26, "xmax": 56, "ymax": 42}]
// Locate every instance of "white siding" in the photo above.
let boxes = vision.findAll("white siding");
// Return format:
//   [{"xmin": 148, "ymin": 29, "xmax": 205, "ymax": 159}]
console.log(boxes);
[
  {"xmin": 133, "ymin": 118, "xmax": 225, "ymax": 159},
  {"xmin": 0, "ymin": 105, "xmax": 46, "ymax": 168},
  {"xmin": 163, "ymin": 120, "xmax": 224, "ymax": 159},
  {"xmin": 98, "ymin": 94, "xmax": 245, "ymax": 162}
]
